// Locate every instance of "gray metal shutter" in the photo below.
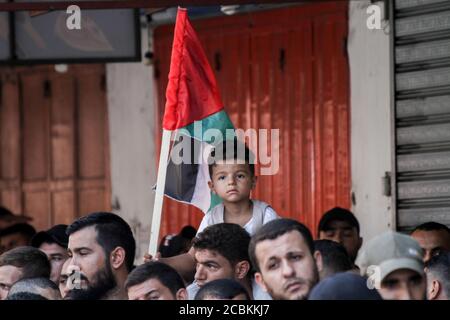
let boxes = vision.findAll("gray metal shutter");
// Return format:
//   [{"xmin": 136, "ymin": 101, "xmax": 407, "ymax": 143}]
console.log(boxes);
[{"xmin": 394, "ymin": 0, "xmax": 450, "ymax": 231}]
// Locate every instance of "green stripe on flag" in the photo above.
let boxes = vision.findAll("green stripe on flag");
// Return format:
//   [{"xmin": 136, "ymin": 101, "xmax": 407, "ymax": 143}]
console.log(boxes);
[{"xmin": 182, "ymin": 110, "xmax": 235, "ymax": 144}]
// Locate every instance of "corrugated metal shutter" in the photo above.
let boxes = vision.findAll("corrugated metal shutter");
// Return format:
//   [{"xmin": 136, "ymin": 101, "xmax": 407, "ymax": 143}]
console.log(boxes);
[
  {"xmin": 153, "ymin": 2, "xmax": 350, "ymax": 238},
  {"xmin": 394, "ymin": 0, "xmax": 450, "ymax": 231}
]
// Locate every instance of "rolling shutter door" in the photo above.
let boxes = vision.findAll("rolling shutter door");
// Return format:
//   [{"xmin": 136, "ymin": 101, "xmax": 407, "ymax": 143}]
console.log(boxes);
[{"xmin": 394, "ymin": 0, "xmax": 450, "ymax": 231}]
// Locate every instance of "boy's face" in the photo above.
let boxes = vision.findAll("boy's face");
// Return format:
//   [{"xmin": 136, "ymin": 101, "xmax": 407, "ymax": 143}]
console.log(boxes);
[{"xmin": 208, "ymin": 161, "xmax": 256, "ymax": 204}]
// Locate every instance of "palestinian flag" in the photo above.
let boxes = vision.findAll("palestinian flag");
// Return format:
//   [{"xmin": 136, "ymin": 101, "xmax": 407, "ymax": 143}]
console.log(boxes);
[{"xmin": 162, "ymin": 8, "xmax": 235, "ymax": 213}]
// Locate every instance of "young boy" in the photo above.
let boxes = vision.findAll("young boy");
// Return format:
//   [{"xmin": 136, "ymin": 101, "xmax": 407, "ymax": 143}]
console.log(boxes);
[
  {"xmin": 198, "ymin": 139, "xmax": 279, "ymax": 235},
  {"xmin": 154, "ymin": 139, "xmax": 279, "ymax": 283}
]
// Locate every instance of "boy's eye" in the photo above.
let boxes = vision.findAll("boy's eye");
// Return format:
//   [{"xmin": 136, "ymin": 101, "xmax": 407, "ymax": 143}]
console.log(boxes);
[
  {"xmin": 218, "ymin": 175, "xmax": 226, "ymax": 180},
  {"xmin": 237, "ymin": 174, "xmax": 246, "ymax": 179}
]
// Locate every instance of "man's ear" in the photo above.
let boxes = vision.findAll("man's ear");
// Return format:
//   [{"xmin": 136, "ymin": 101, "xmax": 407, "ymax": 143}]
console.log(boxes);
[
  {"xmin": 254, "ymin": 272, "xmax": 268, "ymax": 293},
  {"xmin": 110, "ymin": 247, "xmax": 126, "ymax": 270},
  {"xmin": 429, "ymin": 279, "xmax": 441, "ymax": 300},
  {"xmin": 314, "ymin": 250, "xmax": 323, "ymax": 273},
  {"xmin": 176, "ymin": 288, "xmax": 188, "ymax": 300},
  {"xmin": 234, "ymin": 261, "xmax": 250, "ymax": 280},
  {"xmin": 357, "ymin": 236, "xmax": 363, "ymax": 251}
]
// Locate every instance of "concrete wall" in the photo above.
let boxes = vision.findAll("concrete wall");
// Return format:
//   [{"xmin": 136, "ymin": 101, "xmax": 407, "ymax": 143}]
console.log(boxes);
[
  {"xmin": 348, "ymin": 0, "xmax": 395, "ymax": 242},
  {"xmin": 106, "ymin": 24, "xmax": 157, "ymax": 263}
]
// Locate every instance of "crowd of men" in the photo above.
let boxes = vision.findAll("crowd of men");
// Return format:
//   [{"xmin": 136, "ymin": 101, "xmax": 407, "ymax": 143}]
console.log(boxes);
[
  {"xmin": 0, "ymin": 206, "xmax": 449, "ymax": 300},
  {"xmin": 0, "ymin": 140, "xmax": 449, "ymax": 300}
]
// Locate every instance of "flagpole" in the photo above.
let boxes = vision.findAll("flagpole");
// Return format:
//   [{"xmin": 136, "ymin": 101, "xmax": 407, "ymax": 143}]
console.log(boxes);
[{"xmin": 148, "ymin": 128, "xmax": 172, "ymax": 256}]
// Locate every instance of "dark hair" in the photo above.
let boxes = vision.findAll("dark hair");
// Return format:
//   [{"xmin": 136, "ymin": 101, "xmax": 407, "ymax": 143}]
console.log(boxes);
[
  {"xmin": 318, "ymin": 207, "xmax": 360, "ymax": 234},
  {"xmin": 249, "ymin": 219, "xmax": 314, "ymax": 273},
  {"xmin": 159, "ymin": 234, "xmax": 188, "ymax": 258},
  {"xmin": 9, "ymin": 277, "xmax": 59, "ymax": 297},
  {"xmin": 0, "ymin": 246, "xmax": 50, "ymax": 279},
  {"xmin": 0, "ymin": 206, "xmax": 14, "ymax": 217},
  {"xmin": 66, "ymin": 212, "xmax": 136, "ymax": 271},
  {"xmin": 192, "ymin": 223, "xmax": 251, "ymax": 266},
  {"xmin": 6, "ymin": 292, "xmax": 48, "ymax": 300},
  {"xmin": 195, "ymin": 278, "xmax": 250, "ymax": 300},
  {"xmin": 412, "ymin": 222, "xmax": 450, "ymax": 234},
  {"xmin": 314, "ymin": 240, "xmax": 352, "ymax": 277},
  {"xmin": 180, "ymin": 225, "xmax": 197, "ymax": 239},
  {"xmin": 426, "ymin": 252, "xmax": 450, "ymax": 298},
  {"xmin": 208, "ymin": 139, "xmax": 255, "ymax": 178},
  {"xmin": 0, "ymin": 223, "xmax": 36, "ymax": 240},
  {"xmin": 125, "ymin": 262, "xmax": 185, "ymax": 297}
]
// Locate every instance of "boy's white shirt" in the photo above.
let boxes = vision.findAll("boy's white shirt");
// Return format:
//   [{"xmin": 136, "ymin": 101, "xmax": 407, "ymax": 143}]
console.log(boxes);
[{"xmin": 197, "ymin": 199, "xmax": 279, "ymax": 236}]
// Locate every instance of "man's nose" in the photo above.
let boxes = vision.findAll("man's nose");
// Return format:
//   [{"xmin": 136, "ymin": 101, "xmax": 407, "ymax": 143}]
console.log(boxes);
[
  {"xmin": 194, "ymin": 265, "xmax": 206, "ymax": 281},
  {"xmin": 281, "ymin": 260, "xmax": 296, "ymax": 278}
]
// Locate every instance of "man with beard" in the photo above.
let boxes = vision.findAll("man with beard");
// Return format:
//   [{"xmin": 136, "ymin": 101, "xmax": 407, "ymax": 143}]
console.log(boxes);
[
  {"xmin": 249, "ymin": 219, "xmax": 321, "ymax": 300},
  {"xmin": 65, "ymin": 212, "xmax": 136, "ymax": 300}
]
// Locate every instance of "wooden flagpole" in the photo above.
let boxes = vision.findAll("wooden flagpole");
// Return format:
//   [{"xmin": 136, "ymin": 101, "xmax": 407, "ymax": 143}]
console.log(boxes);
[{"xmin": 148, "ymin": 128, "xmax": 172, "ymax": 256}]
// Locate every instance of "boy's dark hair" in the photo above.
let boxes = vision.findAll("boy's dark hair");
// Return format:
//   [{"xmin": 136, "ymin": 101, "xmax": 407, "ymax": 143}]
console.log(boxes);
[
  {"xmin": 318, "ymin": 207, "xmax": 360, "ymax": 234},
  {"xmin": 6, "ymin": 292, "xmax": 48, "ymax": 300},
  {"xmin": 412, "ymin": 222, "xmax": 450, "ymax": 234},
  {"xmin": 208, "ymin": 139, "xmax": 255, "ymax": 178},
  {"xmin": 249, "ymin": 219, "xmax": 314, "ymax": 273},
  {"xmin": 426, "ymin": 252, "xmax": 450, "ymax": 298},
  {"xmin": 314, "ymin": 240, "xmax": 353, "ymax": 276},
  {"xmin": 194, "ymin": 278, "xmax": 250, "ymax": 300},
  {"xmin": 66, "ymin": 212, "xmax": 136, "ymax": 271},
  {"xmin": 125, "ymin": 261, "xmax": 185, "ymax": 296},
  {"xmin": 192, "ymin": 223, "xmax": 251, "ymax": 266},
  {"xmin": 0, "ymin": 246, "xmax": 50, "ymax": 279},
  {"xmin": 0, "ymin": 223, "xmax": 36, "ymax": 240}
]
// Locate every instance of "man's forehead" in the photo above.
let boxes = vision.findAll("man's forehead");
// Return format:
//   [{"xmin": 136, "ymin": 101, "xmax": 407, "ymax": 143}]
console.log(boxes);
[
  {"xmin": 383, "ymin": 268, "xmax": 423, "ymax": 281},
  {"xmin": 0, "ymin": 265, "xmax": 22, "ymax": 281},
  {"xmin": 412, "ymin": 229, "xmax": 450, "ymax": 243},
  {"xmin": 68, "ymin": 226, "xmax": 98, "ymax": 247},
  {"xmin": 256, "ymin": 230, "xmax": 308, "ymax": 258},
  {"xmin": 195, "ymin": 249, "xmax": 225, "ymax": 261},
  {"xmin": 323, "ymin": 220, "xmax": 356, "ymax": 230}
]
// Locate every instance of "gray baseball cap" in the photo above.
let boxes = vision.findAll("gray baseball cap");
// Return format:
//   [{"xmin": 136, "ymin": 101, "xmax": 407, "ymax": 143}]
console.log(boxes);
[{"xmin": 356, "ymin": 231, "xmax": 424, "ymax": 282}]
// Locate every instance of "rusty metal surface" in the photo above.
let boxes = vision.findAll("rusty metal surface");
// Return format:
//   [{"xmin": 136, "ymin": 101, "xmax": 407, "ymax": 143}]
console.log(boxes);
[{"xmin": 0, "ymin": 65, "xmax": 111, "ymax": 231}]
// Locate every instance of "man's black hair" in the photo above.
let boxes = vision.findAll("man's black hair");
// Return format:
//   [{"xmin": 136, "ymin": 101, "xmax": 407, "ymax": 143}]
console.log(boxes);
[
  {"xmin": 318, "ymin": 207, "xmax": 360, "ymax": 234},
  {"xmin": 208, "ymin": 138, "xmax": 255, "ymax": 178},
  {"xmin": 0, "ymin": 246, "xmax": 50, "ymax": 279},
  {"xmin": 249, "ymin": 218, "xmax": 314, "ymax": 273},
  {"xmin": 0, "ymin": 223, "xmax": 36, "ymax": 240},
  {"xmin": 6, "ymin": 292, "xmax": 48, "ymax": 300},
  {"xmin": 426, "ymin": 252, "xmax": 450, "ymax": 298},
  {"xmin": 193, "ymin": 223, "xmax": 251, "ymax": 267},
  {"xmin": 314, "ymin": 240, "xmax": 352, "ymax": 277},
  {"xmin": 412, "ymin": 222, "xmax": 450, "ymax": 234},
  {"xmin": 194, "ymin": 278, "xmax": 250, "ymax": 300},
  {"xmin": 8, "ymin": 277, "xmax": 60, "ymax": 299},
  {"xmin": 66, "ymin": 212, "xmax": 136, "ymax": 271},
  {"xmin": 125, "ymin": 261, "xmax": 185, "ymax": 297}
]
